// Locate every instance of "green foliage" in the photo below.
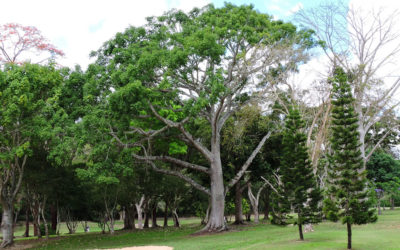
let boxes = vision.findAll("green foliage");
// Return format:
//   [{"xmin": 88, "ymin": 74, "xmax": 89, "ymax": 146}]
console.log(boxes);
[
  {"xmin": 274, "ymin": 108, "xmax": 322, "ymax": 230},
  {"xmin": 325, "ymin": 67, "xmax": 377, "ymax": 227},
  {"xmin": 242, "ymin": 198, "xmax": 250, "ymax": 215},
  {"xmin": 39, "ymin": 224, "xmax": 57, "ymax": 236}
]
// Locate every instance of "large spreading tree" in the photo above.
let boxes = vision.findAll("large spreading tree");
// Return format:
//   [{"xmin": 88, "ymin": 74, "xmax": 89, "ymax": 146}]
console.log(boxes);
[
  {"xmin": 89, "ymin": 4, "xmax": 316, "ymax": 232},
  {"xmin": 324, "ymin": 67, "xmax": 377, "ymax": 249}
]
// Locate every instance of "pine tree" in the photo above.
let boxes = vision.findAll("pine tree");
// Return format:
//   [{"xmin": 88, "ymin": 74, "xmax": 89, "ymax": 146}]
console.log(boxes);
[
  {"xmin": 279, "ymin": 107, "xmax": 322, "ymax": 240},
  {"xmin": 324, "ymin": 67, "xmax": 377, "ymax": 249}
]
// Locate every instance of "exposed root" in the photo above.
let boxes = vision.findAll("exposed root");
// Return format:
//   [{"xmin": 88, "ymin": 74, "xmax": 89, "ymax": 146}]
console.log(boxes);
[
  {"xmin": 193, "ymin": 221, "xmax": 229, "ymax": 235},
  {"xmin": 0, "ymin": 240, "xmax": 13, "ymax": 248}
]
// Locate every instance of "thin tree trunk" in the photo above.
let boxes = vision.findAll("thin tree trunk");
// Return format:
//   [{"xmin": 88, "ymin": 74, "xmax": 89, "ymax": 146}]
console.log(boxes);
[
  {"xmin": 264, "ymin": 190, "xmax": 270, "ymax": 220},
  {"xmin": 24, "ymin": 205, "xmax": 29, "ymax": 237},
  {"xmin": 135, "ymin": 195, "xmax": 145, "ymax": 229},
  {"xmin": 1, "ymin": 202, "xmax": 14, "ymax": 247},
  {"xmin": 40, "ymin": 197, "xmax": 49, "ymax": 239},
  {"xmin": 50, "ymin": 204, "xmax": 57, "ymax": 231},
  {"xmin": 347, "ymin": 222, "xmax": 352, "ymax": 249},
  {"xmin": 298, "ymin": 223, "xmax": 304, "ymax": 241},
  {"xmin": 378, "ymin": 199, "xmax": 382, "ymax": 215},
  {"xmin": 172, "ymin": 208, "xmax": 180, "ymax": 227},
  {"xmin": 151, "ymin": 203, "xmax": 158, "ymax": 228},
  {"xmin": 163, "ymin": 200, "xmax": 168, "ymax": 227}
]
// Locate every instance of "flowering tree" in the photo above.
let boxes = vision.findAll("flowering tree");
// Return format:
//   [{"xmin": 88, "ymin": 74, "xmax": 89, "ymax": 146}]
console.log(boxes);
[{"xmin": 0, "ymin": 23, "xmax": 64, "ymax": 65}]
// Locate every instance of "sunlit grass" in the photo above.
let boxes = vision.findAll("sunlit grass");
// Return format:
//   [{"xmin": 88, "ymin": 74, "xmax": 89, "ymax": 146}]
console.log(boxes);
[{"xmin": 9, "ymin": 209, "xmax": 400, "ymax": 249}]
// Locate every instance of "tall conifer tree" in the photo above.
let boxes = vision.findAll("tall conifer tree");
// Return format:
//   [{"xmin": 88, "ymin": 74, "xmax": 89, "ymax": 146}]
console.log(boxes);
[
  {"xmin": 279, "ymin": 108, "xmax": 322, "ymax": 240},
  {"xmin": 324, "ymin": 67, "xmax": 377, "ymax": 249}
]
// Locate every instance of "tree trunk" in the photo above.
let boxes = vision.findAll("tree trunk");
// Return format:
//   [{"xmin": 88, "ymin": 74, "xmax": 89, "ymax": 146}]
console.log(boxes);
[
  {"xmin": 24, "ymin": 206, "xmax": 29, "ymax": 237},
  {"xmin": 391, "ymin": 197, "xmax": 395, "ymax": 210},
  {"xmin": 234, "ymin": 183, "xmax": 244, "ymax": 224},
  {"xmin": 50, "ymin": 204, "xmax": 57, "ymax": 231},
  {"xmin": 136, "ymin": 206, "xmax": 143, "ymax": 229},
  {"xmin": 201, "ymin": 155, "xmax": 226, "ymax": 232},
  {"xmin": 172, "ymin": 208, "xmax": 180, "ymax": 227},
  {"xmin": 347, "ymin": 222, "xmax": 352, "ymax": 249},
  {"xmin": 247, "ymin": 183, "xmax": 261, "ymax": 223},
  {"xmin": 246, "ymin": 213, "xmax": 251, "ymax": 222},
  {"xmin": 163, "ymin": 200, "xmax": 168, "ymax": 227},
  {"xmin": 1, "ymin": 203, "xmax": 14, "ymax": 247},
  {"xmin": 123, "ymin": 206, "xmax": 135, "ymax": 230},
  {"xmin": 298, "ymin": 223, "xmax": 304, "ymax": 241},
  {"xmin": 264, "ymin": 190, "xmax": 270, "ymax": 220},
  {"xmin": 40, "ymin": 198, "xmax": 49, "ymax": 239},
  {"xmin": 378, "ymin": 199, "xmax": 382, "ymax": 215},
  {"xmin": 144, "ymin": 211, "xmax": 150, "ymax": 228},
  {"xmin": 151, "ymin": 203, "xmax": 158, "ymax": 228}
]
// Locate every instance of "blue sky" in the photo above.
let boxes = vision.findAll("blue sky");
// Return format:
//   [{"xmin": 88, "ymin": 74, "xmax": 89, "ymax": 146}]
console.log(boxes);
[{"xmin": 0, "ymin": 0, "xmax": 348, "ymax": 68}]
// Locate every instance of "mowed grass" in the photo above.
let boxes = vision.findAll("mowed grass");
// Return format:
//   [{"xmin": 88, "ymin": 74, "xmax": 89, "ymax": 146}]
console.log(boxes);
[{"xmin": 25, "ymin": 209, "xmax": 400, "ymax": 249}]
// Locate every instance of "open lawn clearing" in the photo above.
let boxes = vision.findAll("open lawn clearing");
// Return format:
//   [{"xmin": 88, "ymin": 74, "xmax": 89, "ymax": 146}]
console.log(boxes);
[{"xmin": 26, "ymin": 209, "xmax": 400, "ymax": 249}]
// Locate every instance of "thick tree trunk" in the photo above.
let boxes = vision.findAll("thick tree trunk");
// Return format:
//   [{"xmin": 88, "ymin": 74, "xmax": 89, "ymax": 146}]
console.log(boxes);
[
  {"xmin": 298, "ymin": 223, "xmax": 304, "ymax": 241},
  {"xmin": 163, "ymin": 200, "xmax": 168, "ymax": 227},
  {"xmin": 123, "ymin": 206, "xmax": 135, "ymax": 230},
  {"xmin": 1, "ymin": 203, "xmax": 14, "ymax": 248},
  {"xmin": 347, "ymin": 222, "xmax": 352, "ymax": 249},
  {"xmin": 201, "ymin": 155, "xmax": 226, "ymax": 232},
  {"xmin": 234, "ymin": 183, "xmax": 244, "ymax": 224},
  {"xmin": 144, "ymin": 211, "xmax": 150, "ymax": 228}
]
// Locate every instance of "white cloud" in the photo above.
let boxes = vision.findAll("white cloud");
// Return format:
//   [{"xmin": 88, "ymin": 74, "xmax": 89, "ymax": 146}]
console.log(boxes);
[
  {"xmin": 0, "ymin": 0, "xmax": 210, "ymax": 68},
  {"xmin": 285, "ymin": 2, "xmax": 303, "ymax": 16}
]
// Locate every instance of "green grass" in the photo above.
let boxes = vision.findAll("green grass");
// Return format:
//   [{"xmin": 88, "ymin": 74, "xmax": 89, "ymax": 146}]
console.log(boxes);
[{"xmin": 16, "ymin": 209, "xmax": 400, "ymax": 249}]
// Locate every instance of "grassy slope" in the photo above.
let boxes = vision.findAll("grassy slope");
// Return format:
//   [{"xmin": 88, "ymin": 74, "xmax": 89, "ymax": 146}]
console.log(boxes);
[{"xmin": 30, "ymin": 209, "xmax": 400, "ymax": 249}]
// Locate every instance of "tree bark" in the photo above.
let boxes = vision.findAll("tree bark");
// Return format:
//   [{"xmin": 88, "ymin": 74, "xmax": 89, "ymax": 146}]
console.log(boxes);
[
  {"xmin": 264, "ymin": 190, "xmax": 270, "ymax": 220},
  {"xmin": 298, "ymin": 223, "xmax": 304, "ymax": 241},
  {"xmin": 24, "ymin": 205, "xmax": 29, "ymax": 237},
  {"xmin": 50, "ymin": 204, "xmax": 57, "ymax": 231},
  {"xmin": 234, "ymin": 183, "xmax": 244, "ymax": 224},
  {"xmin": 144, "ymin": 211, "xmax": 150, "ymax": 228},
  {"xmin": 135, "ymin": 195, "xmax": 145, "ymax": 229},
  {"xmin": 172, "ymin": 208, "xmax": 180, "ymax": 227},
  {"xmin": 347, "ymin": 222, "xmax": 352, "ymax": 249},
  {"xmin": 163, "ymin": 200, "xmax": 168, "ymax": 227},
  {"xmin": 123, "ymin": 206, "xmax": 135, "ymax": 230},
  {"xmin": 202, "ymin": 158, "xmax": 226, "ymax": 232},
  {"xmin": 1, "ymin": 202, "xmax": 14, "ymax": 247},
  {"xmin": 151, "ymin": 203, "xmax": 158, "ymax": 228},
  {"xmin": 40, "ymin": 198, "xmax": 49, "ymax": 239}
]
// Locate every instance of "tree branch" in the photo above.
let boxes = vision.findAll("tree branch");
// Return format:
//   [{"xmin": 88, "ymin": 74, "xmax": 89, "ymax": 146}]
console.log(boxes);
[{"xmin": 225, "ymin": 131, "xmax": 272, "ymax": 194}]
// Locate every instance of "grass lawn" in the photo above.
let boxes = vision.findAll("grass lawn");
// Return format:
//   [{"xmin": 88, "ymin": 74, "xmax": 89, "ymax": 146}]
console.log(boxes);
[{"xmin": 14, "ymin": 209, "xmax": 400, "ymax": 249}]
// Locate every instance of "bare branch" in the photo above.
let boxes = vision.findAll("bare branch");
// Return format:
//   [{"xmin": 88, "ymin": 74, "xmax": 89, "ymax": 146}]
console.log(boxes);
[{"xmin": 225, "ymin": 131, "xmax": 272, "ymax": 194}]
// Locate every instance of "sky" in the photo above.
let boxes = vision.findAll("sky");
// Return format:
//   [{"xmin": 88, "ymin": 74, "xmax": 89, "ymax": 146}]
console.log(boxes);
[{"xmin": 0, "ymin": 0, "xmax": 334, "ymax": 68}]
